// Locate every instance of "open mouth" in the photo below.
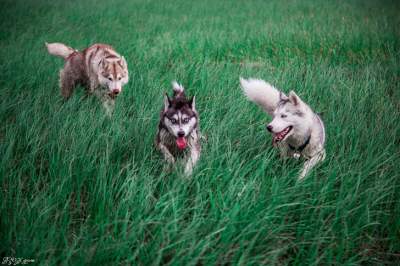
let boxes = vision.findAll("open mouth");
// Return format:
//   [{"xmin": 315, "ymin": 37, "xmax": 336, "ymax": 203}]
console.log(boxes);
[
  {"xmin": 176, "ymin": 137, "xmax": 187, "ymax": 150},
  {"xmin": 273, "ymin": 126, "xmax": 293, "ymax": 143}
]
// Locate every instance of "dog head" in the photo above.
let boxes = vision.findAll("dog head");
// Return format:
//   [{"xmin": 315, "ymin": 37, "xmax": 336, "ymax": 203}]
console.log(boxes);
[
  {"xmin": 98, "ymin": 56, "xmax": 129, "ymax": 98},
  {"xmin": 162, "ymin": 82, "xmax": 198, "ymax": 149},
  {"xmin": 267, "ymin": 91, "xmax": 310, "ymax": 144}
]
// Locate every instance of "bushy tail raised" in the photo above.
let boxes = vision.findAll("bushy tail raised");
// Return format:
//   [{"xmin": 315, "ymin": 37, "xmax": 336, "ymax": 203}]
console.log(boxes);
[
  {"xmin": 172, "ymin": 81, "xmax": 185, "ymax": 97},
  {"xmin": 45, "ymin": 42, "xmax": 76, "ymax": 59},
  {"xmin": 239, "ymin": 77, "xmax": 281, "ymax": 115}
]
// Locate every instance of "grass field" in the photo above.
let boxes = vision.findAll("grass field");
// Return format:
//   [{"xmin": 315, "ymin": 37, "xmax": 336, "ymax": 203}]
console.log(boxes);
[{"xmin": 1, "ymin": 0, "xmax": 400, "ymax": 264}]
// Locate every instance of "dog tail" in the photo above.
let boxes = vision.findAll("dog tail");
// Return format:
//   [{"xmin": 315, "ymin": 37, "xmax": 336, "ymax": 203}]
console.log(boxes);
[
  {"xmin": 45, "ymin": 42, "xmax": 76, "ymax": 59},
  {"xmin": 172, "ymin": 81, "xmax": 185, "ymax": 97},
  {"xmin": 239, "ymin": 77, "xmax": 281, "ymax": 116}
]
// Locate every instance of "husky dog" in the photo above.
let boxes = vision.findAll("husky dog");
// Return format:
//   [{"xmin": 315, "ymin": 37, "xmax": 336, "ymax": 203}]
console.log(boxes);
[
  {"xmin": 240, "ymin": 78, "xmax": 326, "ymax": 179},
  {"xmin": 46, "ymin": 42, "xmax": 129, "ymax": 115},
  {"xmin": 156, "ymin": 82, "xmax": 201, "ymax": 176}
]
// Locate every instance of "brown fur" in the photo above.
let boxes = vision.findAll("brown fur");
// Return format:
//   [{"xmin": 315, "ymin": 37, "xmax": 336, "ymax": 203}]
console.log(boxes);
[
  {"xmin": 46, "ymin": 43, "xmax": 128, "ymax": 115},
  {"xmin": 59, "ymin": 51, "xmax": 88, "ymax": 98}
]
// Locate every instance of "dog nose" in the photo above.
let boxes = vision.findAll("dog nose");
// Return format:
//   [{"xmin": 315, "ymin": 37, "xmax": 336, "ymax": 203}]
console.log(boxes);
[
  {"xmin": 178, "ymin": 131, "xmax": 185, "ymax": 137},
  {"xmin": 112, "ymin": 89, "xmax": 120, "ymax": 95},
  {"xmin": 266, "ymin": 125, "xmax": 273, "ymax": 132}
]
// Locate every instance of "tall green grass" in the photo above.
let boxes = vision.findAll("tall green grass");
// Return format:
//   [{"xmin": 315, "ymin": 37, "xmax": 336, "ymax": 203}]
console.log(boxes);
[{"xmin": 1, "ymin": 0, "xmax": 399, "ymax": 264}]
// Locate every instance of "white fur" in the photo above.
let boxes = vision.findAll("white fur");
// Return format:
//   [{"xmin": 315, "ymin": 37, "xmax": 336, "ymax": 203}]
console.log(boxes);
[
  {"xmin": 185, "ymin": 146, "xmax": 200, "ymax": 176},
  {"xmin": 45, "ymin": 42, "xmax": 75, "ymax": 59},
  {"xmin": 163, "ymin": 111, "xmax": 197, "ymax": 138},
  {"xmin": 190, "ymin": 96, "xmax": 196, "ymax": 112},
  {"xmin": 94, "ymin": 58, "xmax": 128, "ymax": 95},
  {"xmin": 240, "ymin": 77, "xmax": 281, "ymax": 115},
  {"xmin": 268, "ymin": 92, "xmax": 314, "ymax": 143},
  {"xmin": 97, "ymin": 72, "xmax": 128, "ymax": 94},
  {"xmin": 172, "ymin": 81, "xmax": 185, "ymax": 93},
  {"xmin": 240, "ymin": 77, "xmax": 326, "ymax": 180}
]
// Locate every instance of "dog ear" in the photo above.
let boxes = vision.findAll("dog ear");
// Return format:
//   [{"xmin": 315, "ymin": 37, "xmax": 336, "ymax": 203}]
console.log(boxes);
[
  {"xmin": 288, "ymin": 91, "xmax": 301, "ymax": 106},
  {"xmin": 164, "ymin": 93, "xmax": 171, "ymax": 112},
  {"xmin": 279, "ymin": 91, "xmax": 288, "ymax": 101},
  {"xmin": 119, "ymin": 56, "xmax": 127, "ymax": 68},
  {"xmin": 189, "ymin": 96, "xmax": 196, "ymax": 111}
]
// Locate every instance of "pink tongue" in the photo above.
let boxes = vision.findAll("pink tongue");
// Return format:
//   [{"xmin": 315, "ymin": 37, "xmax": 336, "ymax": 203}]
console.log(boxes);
[{"xmin": 176, "ymin": 137, "xmax": 187, "ymax": 150}]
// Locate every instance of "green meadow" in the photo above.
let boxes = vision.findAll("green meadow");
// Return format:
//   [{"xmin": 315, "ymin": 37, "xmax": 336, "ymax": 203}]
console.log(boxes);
[{"xmin": 1, "ymin": 0, "xmax": 399, "ymax": 264}]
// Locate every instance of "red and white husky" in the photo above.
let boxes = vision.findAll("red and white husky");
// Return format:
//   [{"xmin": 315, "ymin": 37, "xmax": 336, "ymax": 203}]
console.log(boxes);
[{"xmin": 46, "ymin": 42, "xmax": 129, "ymax": 115}]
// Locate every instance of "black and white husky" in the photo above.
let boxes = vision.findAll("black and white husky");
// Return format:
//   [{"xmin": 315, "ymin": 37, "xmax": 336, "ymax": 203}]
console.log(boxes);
[
  {"xmin": 156, "ymin": 82, "xmax": 201, "ymax": 176},
  {"xmin": 240, "ymin": 78, "xmax": 326, "ymax": 179}
]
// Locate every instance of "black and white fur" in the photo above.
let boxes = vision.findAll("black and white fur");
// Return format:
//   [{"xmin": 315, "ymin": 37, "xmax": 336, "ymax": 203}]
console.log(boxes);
[
  {"xmin": 240, "ymin": 78, "xmax": 326, "ymax": 179},
  {"xmin": 156, "ymin": 81, "xmax": 201, "ymax": 176}
]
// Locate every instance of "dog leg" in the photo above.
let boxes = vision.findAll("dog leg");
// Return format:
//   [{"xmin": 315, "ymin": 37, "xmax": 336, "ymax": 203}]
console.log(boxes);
[
  {"xmin": 102, "ymin": 97, "xmax": 115, "ymax": 117},
  {"xmin": 59, "ymin": 69, "xmax": 75, "ymax": 99},
  {"xmin": 299, "ymin": 150, "xmax": 326, "ymax": 180},
  {"xmin": 184, "ymin": 146, "xmax": 200, "ymax": 176},
  {"xmin": 93, "ymin": 89, "xmax": 114, "ymax": 117},
  {"xmin": 89, "ymin": 77, "xmax": 98, "ymax": 94},
  {"xmin": 158, "ymin": 144, "xmax": 175, "ymax": 164}
]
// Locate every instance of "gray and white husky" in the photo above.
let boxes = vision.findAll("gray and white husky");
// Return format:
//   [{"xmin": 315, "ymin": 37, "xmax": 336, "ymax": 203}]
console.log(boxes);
[
  {"xmin": 156, "ymin": 81, "xmax": 201, "ymax": 176},
  {"xmin": 240, "ymin": 78, "xmax": 326, "ymax": 179}
]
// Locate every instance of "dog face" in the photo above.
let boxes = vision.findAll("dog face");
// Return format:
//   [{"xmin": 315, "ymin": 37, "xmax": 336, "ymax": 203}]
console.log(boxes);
[
  {"xmin": 98, "ymin": 57, "xmax": 129, "ymax": 97},
  {"xmin": 267, "ymin": 91, "xmax": 308, "ymax": 143},
  {"xmin": 163, "ymin": 95, "xmax": 197, "ymax": 138}
]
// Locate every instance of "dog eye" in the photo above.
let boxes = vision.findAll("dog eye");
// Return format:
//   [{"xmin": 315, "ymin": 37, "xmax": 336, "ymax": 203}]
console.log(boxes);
[
  {"xmin": 281, "ymin": 114, "xmax": 287, "ymax": 118},
  {"xmin": 118, "ymin": 77, "xmax": 122, "ymax": 81},
  {"xmin": 183, "ymin": 118, "xmax": 189, "ymax": 123},
  {"xmin": 108, "ymin": 77, "xmax": 113, "ymax": 81},
  {"xmin": 170, "ymin": 118, "xmax": 177, "ymax": 124}
]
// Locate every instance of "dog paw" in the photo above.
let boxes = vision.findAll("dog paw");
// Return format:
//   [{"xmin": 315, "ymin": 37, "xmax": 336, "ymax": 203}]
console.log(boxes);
[{"xmin": 184, "ymin": 165, "xmax": 193, "ymax": 176}]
